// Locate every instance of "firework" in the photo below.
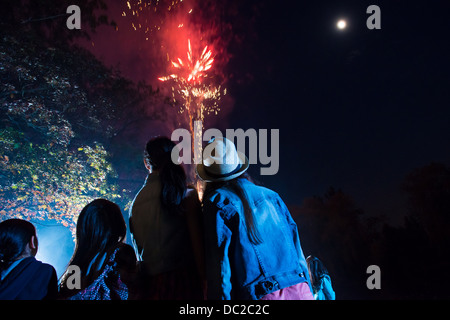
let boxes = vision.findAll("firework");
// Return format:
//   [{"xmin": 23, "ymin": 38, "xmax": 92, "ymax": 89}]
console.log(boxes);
[
  {"xmin": 159, "ymin": 38, "xmax": 225, "ymax": 194},
  {"xmin": 124, "ymin": 0, "xmax": 226, "ymax": 191},
  {"xmin": 159, "ymin": 39, "xmax": 214, "ymax": 83},
  {"xmin": 158, "ymin": 38, "xmax": 224, "ymax": 123},
  {"xmin": 123, "ymin": 0, "xmax": 189, "ymax": 36}
]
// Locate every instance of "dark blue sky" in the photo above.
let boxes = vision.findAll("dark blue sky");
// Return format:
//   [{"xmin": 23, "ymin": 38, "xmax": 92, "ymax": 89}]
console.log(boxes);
[{"xmin": 221, "ymin": 0, "xmax": 450, "ymax": 223}]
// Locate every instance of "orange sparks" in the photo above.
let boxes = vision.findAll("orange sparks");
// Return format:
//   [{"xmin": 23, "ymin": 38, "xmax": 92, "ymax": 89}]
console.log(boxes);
[{"xmin": 159, "ymin": 39, "xmax": 214, "ymax": 83}]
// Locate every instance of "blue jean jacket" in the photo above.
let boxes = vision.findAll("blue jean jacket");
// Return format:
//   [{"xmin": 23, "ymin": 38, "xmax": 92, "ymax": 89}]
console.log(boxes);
[{"xmin": 203, "ymin": 179, "xmax": 311, "ymax": 300}]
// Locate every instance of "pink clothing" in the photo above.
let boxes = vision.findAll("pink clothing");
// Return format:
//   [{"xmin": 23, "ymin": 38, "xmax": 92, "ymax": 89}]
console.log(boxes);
[{"xmin": 260, "ymin": 282, "xmax": 314, "ymax": 300}]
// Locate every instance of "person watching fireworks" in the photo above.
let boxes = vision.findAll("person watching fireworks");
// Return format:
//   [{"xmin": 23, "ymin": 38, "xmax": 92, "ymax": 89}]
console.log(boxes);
[{"xmin": 198, "ymin": 137, "xmax": 313, "ymax": 300}]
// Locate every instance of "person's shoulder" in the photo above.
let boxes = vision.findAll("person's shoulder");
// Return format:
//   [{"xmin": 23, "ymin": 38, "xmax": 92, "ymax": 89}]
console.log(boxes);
[
  {"xmin": 242, "ymin": 180, "xmax": 280, "ymax": 203},
  {"xmin": 185, "ymin": 186, "xmax": 199, "ymax": 200},
  {"xmin": 257, "ymin": 184, "xmax": 279, "ymax": 198},
  {"xmin": 183, "ymin": 187, "xmax": 200, "ymax": 207},
  {"xmin": 115, "ymin": 243, "xmax": 136, "ymax": 257},
  {"xmin": 114, "ymin": 243, "xmax": 137, "ymax": 267},
  {"xmin": 30, "ymin": 257, "xmax": 55, "ymax": 272},
  {"xmin": 29, "ymin": 257, "xmax": 57, "ymax": 283},
  {"xmin": 204, "ymin": 186, "xmax": 232, "ymax": 205},
  {"xmin": 238, "ymin": 178, "xmax": 274, "ymax": 194},
  {"xmin": 203, "ymin": 187, "xmax": 240, "ymax": 220}
]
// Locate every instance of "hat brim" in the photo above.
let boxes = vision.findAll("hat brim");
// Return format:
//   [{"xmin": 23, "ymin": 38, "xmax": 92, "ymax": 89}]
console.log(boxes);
[{"xmin": 196, "ymin": 151, "xmax": 249, "ymax": 182}]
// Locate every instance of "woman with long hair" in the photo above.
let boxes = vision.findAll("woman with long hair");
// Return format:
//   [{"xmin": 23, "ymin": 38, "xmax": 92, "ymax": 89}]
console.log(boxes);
[
  {"xmin": 58, "ymin": 199, "xmax": 137, "ymax": 300},
  {"xmin": 0, "ymin": 218, "xmax": 57, "ymax": 299},
  {"xmin": 129, "ymin": 136, "xmax": 204, "ymax": 299},
  {"xmin": 198, "ymin": 137, "xmax": 313, "ymax": 300},
  {"xmin": 306, "ymin": 255, "xmax": 335, "ymax": 300}
]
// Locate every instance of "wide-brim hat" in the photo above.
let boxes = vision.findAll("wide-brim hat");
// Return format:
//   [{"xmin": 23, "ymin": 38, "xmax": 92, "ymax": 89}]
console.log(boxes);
[{"xmin": 196, "ymin": 137, "xmax": 249, "ymax": 182}]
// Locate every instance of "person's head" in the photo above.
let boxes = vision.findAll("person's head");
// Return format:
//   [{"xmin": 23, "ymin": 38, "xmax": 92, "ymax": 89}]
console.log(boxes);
[
  {"xmin": 76, "ymin": 198, "xmax": 126, "ymax": 250},
  {"xmin": 196, "ymin": 137, "xmax": 249, "ymax": 183},
  {"xmin": 59, "ymin": 199, "xmax": 126, "ymax": 295},
  {"xmin": 306, "ymin": 255, "xmax": 329, "ymax": 292},
  {"xmin": 0, "ymin": 219, "xmax": 38, "ymax": 273},
  {"xmin": 70, "ymin": 199, "xmax": 126, "ymax": 272},
  {"xmin": 144, "ymin": 136, "xmax": 187, "ymax": 213},
  {"xmin": 198, "ymin": 137, "xmax": 261, "ymax": 244}
]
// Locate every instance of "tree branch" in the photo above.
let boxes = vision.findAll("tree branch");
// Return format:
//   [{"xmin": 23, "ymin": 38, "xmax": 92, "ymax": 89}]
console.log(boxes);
[{"xmin": 21, "ymin": 13, "xmax": 68, "ymax": 25}]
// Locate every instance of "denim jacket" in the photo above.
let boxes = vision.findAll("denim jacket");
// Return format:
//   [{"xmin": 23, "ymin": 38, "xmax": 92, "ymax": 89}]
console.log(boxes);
[{"xmin": 203, "ymin": 178, "xmax": 311, "ymax": 300}]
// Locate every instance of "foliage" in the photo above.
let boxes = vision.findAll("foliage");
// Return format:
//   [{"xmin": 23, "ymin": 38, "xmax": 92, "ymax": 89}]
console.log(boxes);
[
  {"xmin": 0, "ymin": 25, "xmax": 166, "ymax": 237},
  {"xmin": 291, "ymin": 164, "xmax": 450, "ymax": 299},
  {"xmin": 0, "ymin": 127, "xmax": 120, "ymax": 235},
  {"xmin": 0, "ymin": 0, "xmax": 116, "ymax": 45},
  {"xmin": 0, "ymin": 48, "xmax": 123, "ymax": 236},
  {"xmin": 402, "ymin": 162, "xmax": 450, "ymax": 252},
  {"xmin": 291, "ymin": 187, "xmax": 371, "ymax": 298}
]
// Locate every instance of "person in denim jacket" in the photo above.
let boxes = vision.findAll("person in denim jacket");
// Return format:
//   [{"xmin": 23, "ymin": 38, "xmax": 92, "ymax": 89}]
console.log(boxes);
[{"xmin": 197, "ymin": 137, "xmax": 313, "ymax": 300}]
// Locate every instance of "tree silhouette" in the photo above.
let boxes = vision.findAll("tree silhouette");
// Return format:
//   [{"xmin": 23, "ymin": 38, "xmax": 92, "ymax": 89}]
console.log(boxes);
[
  {"xmin": 376, "ymin": 162, "xmax": 450, "ymax": 298},
  {"xmin": 291, "ymin": 187, "xmax": 371, "ymax": 299},
  {"xmin": 0, "ymin": 0, "xmax": 116, "ymax": 45},
  {"xmin": 402, "ymin": 162, "xmax": 450, "ymax": 255}
]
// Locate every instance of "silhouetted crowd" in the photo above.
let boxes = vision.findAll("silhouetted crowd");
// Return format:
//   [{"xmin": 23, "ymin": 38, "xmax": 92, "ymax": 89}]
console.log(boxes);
[{"xmin": 0, "ymin": 137, "xmax": 335, "ymax": 300}]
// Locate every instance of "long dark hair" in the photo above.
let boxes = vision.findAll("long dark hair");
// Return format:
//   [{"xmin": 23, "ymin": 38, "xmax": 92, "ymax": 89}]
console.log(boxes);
[
  {"xmin": 306, "ymin": 255, "xmax": 330, "ymax": 293},
  {"xmin": 0, "ymin": 219, "xmax": 36, "ymax": 273},
  {"xmin": 204, "ymin": 174, "xmax": 262, "ymax": 245},
  {"xmin": 144, "ymin": 137, "xmax": 187, "ymax": 214},
  {"xmin": 59, "ymin": 199, "xmax": 126, "ymax": 294}
]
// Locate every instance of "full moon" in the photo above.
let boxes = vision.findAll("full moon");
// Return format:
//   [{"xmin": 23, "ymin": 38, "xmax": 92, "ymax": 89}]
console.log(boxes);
[{"xmin": 337, "ymin": 19, "xmax": 347, "ymax": 30}]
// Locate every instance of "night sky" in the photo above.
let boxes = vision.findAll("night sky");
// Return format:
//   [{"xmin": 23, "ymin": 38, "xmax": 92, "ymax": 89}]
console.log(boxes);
[
  {"xmin": 227, "ymin": 0, "xmax": 450, "ymax": 224},
  {"xmin": 81, "ymin": 0, "xmax": 450, "ymax": 225}
]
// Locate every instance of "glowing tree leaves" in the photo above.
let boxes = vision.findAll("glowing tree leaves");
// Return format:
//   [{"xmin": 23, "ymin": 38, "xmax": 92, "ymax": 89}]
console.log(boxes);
[
  {"xmin": 1, "ymin": 2, "xmax": 170, "ymax": 238},
  {"xmin": 0, "ymin": 125, "xmax": 122, "ymax": 238},
  {"xmin": 0, "ymin": 31, "xmax": 152, "ymax": 237}
]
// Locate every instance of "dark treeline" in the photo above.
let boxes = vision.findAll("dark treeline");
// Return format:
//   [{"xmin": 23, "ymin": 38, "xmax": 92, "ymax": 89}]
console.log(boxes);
[{"xmin": 290, "ymin": 162, "xmax": 450, "ymax": 299}]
